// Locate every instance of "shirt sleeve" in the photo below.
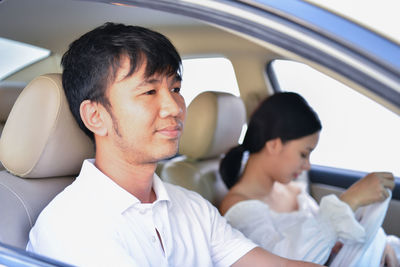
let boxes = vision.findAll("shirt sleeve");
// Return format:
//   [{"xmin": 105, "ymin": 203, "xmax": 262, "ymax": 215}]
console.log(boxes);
[
  {"xmin": 204, "ymin": 199, "xmax": 258, "ymax": 267},
  {"xmin": 225, "ymin": 194, "xmax": 366, "ymax": 265}
]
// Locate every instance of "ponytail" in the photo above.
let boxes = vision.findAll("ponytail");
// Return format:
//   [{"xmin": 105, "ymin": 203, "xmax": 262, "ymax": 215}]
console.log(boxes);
[{"xmin": 219, "ymin": 145, "xmax": 246, "ymax": 189}]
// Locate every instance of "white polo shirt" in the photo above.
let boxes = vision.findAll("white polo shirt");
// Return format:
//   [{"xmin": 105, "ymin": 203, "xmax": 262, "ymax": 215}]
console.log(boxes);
[{"xmin": 27, "ymin": 159, "xmax": 256, "ymax": 267}]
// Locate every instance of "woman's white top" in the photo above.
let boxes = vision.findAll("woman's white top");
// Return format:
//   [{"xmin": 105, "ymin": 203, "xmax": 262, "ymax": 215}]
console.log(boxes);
[{"xmin": 224, "ymin": 185, "xmax": 366, "ymax": 264}]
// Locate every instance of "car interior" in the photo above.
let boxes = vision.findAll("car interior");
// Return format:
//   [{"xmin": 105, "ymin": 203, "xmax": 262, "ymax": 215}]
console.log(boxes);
[
  {"xmin": 0, "ymin": 0, "xmax": 399, "ymax": 260},
  {"xmin": 162, "ymin": 90, "xmax": 246, "ymax": 206},
  {"xmin": 0, "ymin": 73, "xmax": 243, "ymax": 249}
]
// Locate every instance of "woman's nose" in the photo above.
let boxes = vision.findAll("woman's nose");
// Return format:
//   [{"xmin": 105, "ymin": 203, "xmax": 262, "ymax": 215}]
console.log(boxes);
[{"xmin": 303, "ymin": 159, "xmax": 311, "ymax": 171}]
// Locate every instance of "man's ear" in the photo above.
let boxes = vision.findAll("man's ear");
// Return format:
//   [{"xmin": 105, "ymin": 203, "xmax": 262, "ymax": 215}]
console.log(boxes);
[
  {"xmin": 265, "ymin": 137, "xmax": 283, "ymax": 155},
  {"xmin": 79, "ymin": 100, "xmax": 108, "ymax": 137}
]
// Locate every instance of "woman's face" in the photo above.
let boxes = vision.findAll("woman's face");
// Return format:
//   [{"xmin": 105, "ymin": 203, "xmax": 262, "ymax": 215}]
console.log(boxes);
[{"xmin": 273, "ymin": 132, "xmax": 320, "ymax": 183}]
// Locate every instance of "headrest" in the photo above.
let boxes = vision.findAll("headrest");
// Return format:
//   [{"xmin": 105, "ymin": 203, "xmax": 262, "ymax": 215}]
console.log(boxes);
[
  {"xmin": 0, "ymin": 81, "xmax": 25, "ymax": 124},
  {"xmin": 179, "ymin": 91, "xmax": 246, "ymax": 159},
  {"xmin": 0, "ymin": 74, "xmax": 94, "ymax": 178}
]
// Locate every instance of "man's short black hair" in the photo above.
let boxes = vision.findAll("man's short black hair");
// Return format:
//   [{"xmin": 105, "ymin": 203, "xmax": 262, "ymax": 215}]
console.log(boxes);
[{"xmin": 61, "ymin": 22, "xmax": 182, "ymax": 141}]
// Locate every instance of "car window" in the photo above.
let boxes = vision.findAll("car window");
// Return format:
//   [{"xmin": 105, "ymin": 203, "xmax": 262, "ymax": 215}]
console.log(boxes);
[
  {"xmin": 181, "ymin": 57, "xmax": 240, "ymax": 106},
  {"xmin": 0, "ymin": 37, "xmax": 50, "ymax": 80},
  {"xmin": 269, "ymin": 59, "xmax": 400, "ymax": 177},
  {"xmin": 180, "ymin": 56, "xmax": 246, "ymax": 141}
]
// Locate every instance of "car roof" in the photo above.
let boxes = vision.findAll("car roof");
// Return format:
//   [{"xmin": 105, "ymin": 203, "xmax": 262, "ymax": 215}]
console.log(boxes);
[{"xmin": 0, "ymin": 0, "xmax": 201, "ymax": 55}]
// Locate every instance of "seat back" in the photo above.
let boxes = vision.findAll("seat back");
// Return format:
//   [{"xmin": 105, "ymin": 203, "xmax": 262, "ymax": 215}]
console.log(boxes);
[
  {"xmin": 0, "ymin": 81, "xmax": 24, "ymax": 170},
  {"xmin": 161, "ymin": 91, "xmax": 246, "ymax": 206},
  {"xmin": 0, "ymin": 74, "xmax": 94, "ymax": 248}
]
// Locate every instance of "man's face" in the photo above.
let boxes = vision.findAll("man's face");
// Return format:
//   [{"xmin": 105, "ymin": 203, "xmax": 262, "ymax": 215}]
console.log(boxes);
[{"xmin": 104, "ymin": 57, "xmax": 186, "ymax": 164}]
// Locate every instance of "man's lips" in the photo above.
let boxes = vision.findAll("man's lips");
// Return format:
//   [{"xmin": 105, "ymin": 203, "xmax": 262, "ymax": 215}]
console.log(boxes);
[{"xmin": 156, "ymin": 122, "xmax": 183, "ymax": 138}]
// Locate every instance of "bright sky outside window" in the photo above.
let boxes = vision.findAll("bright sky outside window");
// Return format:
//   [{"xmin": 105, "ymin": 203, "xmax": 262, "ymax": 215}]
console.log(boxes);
[
  {"xmin": 0, "ymin": 37, "xmax": 50, "ymax": 80},
  {"xmin": 181, "ymin": 57, "xmax": 240, "ymax": 106},
  {"xmin": 270, "ymin": 59, "xmax": 400, "ymax": 176},
  {"xmin": 181, "ymin": 57, "xmax": 246, "ymax": 143}
]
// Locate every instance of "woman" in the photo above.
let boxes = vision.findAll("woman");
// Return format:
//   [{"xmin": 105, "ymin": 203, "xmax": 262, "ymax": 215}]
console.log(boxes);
[{"xmin": 219, "ymin": 92, "xmax": 398, "ymax": 266}]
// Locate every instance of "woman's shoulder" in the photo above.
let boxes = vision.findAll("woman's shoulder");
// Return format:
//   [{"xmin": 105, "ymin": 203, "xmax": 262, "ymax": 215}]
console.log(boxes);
[{"xmin": 219, "ymin": 190, "xmax": 253, "ymax": 215}]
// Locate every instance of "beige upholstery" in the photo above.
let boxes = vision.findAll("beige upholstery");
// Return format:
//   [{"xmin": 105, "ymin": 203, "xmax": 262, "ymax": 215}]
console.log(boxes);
[
  {"xmin": 0, "ymin": 81, "xmax": 25, "ymax": 170},
  {"xmin": 0, "ymin": 74, "xmax": 94, "ymax": 248},
  {"xmin": 161, "ymin": 91, "xmax": 246, "ymax": 206},
  {"xmin": 0, "ymin": 74, "xmax": 94, "ymax": 177}
]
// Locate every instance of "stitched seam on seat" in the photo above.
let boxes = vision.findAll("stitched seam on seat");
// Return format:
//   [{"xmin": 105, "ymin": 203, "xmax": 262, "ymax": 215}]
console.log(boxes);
[
  {"xmin": 22, "ymin": 75, "xmax": 62, "ymax": 177},
  {"xmin": 0, "ymin": 183, "xmax": 32, "ymax": 227}
]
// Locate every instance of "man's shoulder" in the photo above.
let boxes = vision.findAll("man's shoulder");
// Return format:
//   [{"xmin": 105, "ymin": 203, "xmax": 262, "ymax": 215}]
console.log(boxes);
[
  {"xmin": 36, "ymin": 184, "xmax": 82, "ymax": 220},
  {"xmin": 34, "ymin": 178, "xmax": 102, "ymax": 229},
  {"xmin": 163, "ymin": 181, "xmax": 205, "ymax": 201},
  {"xmin": 30, "ymin": 181, "xmax": 116, "ymax": 248},
  {"xmin": 162, "ymin": 181, "xmax": 217, "ymax": 215}
]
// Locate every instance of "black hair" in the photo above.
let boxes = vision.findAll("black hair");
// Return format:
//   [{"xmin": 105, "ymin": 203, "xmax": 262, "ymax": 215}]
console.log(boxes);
[
  {"xmin": 61, "ymin": 22, "xmax": 182, "ymax": 141},
  {"xmin": 219, "ymin": 92, "xmax": 322, "ymax": 188}
]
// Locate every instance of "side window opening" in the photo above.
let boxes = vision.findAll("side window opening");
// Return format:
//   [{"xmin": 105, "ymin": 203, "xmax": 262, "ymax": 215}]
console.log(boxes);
[
  {"xmin": 268, "ymin": 59, "xmax": 400, "ymax": 177},
  {"xmin": 181, "ymin": 57, "xmax": 240, "ymax": 106},
  {"xmin": 0, "ymin": 37, "xmax": 50, "ymax": 80},
  {"xmin": 181, "ymin": 57, "xmax": 247, "ymax": 142}
]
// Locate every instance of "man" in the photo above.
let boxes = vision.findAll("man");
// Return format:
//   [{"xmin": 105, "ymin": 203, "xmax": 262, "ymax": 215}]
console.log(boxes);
[{"xmin": 27, "ymin": 22, "xmax": 320, "ymax": 267}]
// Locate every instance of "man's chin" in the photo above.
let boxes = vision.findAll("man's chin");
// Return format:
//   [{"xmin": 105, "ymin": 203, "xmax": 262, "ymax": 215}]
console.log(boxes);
[
  {"xmin": 159, "ymin": 151, "xmax": 179, "ymax": 161},
  {"xmin": 156, "ymin": 146, "xmax": 179, "ymax": 161}
]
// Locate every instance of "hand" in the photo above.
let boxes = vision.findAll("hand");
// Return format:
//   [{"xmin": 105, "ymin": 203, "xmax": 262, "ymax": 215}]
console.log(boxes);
[
  {"xmin": 380, "ymin": 243, "xmax": 399, "ymax": 267},
  {"xmin": 331, "ymin": 241, "xmax": 343, "ymax": 255},
  {"xmin": 340, "ymin": 172, "xmax": 395, "ymax": 211},
  {"xmin": 327, "ymin": 241, "xmax": 343, "ymax": 263}
]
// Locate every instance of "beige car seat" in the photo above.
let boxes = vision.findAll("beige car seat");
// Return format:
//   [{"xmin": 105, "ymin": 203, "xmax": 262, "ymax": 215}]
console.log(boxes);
[
  {"xmin": 161, "ymin": 91, "xmax": 246, "ymax": 206},
  {"xmin": 0, "ymin": 81, "xmax": 25, "ymax": 170},
  {"xmin": 0, "ymin": 74, "xmax": 94, "ymax": 249}
]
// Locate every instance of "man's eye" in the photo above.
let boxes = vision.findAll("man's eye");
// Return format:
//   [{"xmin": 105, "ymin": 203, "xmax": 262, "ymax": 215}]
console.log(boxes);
[
  {"xmin": 145, "ymin": 90, "xmax": 156, "ymax": 95},
  {"xmin": 172, "ymin": 87, "xmax": 181, "ymax": 93},
  {"xmin": 301, "ymin": 153, "xmax": 307, "ymax": 158}
]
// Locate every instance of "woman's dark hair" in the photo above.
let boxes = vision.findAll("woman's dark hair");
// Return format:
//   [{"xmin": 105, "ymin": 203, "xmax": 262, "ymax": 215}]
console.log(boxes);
[
  {"xmin": 220, "ymin": 92, "xmax": 322, "ymax": 188},
  {"xmin": 61, "ymin": 22, "xmax": 182, "ymax": 141}
]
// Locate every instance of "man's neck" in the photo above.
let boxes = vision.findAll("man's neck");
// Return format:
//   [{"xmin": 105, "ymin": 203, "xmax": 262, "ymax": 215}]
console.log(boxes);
[{"xmin": 94, "ymin": 151, "xmax": 158, "ymax": 203}]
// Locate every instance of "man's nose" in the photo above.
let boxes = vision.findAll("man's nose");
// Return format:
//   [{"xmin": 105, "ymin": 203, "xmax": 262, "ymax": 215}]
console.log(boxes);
[{"xmin": 159, "ymin": 90, "xmax": 183, "ymax": 118}]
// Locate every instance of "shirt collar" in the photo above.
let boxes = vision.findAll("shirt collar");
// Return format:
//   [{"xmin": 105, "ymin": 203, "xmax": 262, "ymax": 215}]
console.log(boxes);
[
  {"xmin": 77, "ymin": 159, "xmax": 171, "ymax": 214},
  {"xmin": 153, "ymin": 173, "xmax": 171, "ymax": 204}
]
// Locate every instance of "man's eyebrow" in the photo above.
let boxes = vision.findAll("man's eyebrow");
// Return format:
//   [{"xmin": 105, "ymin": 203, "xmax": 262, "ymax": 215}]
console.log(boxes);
[
  {"xmin": 173, "ymin": 74, "xmax": 182, "ymax": 82},
  {"xmin": 137, "ymin": 78, "xmax": 161, "ymax": 87},
  {"xmin": 169, "ymin": 75, "xmax": 182, "ymax": 88},
  {"xmin": 137, "ymin": 74, "xmax": 181, "ymax": 88}
]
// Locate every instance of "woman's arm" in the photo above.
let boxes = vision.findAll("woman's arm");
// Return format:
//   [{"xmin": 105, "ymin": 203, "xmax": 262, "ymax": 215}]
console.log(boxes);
[
  {"xmin": 224, "ymin": 198, "xmax": 338, "ymax": 264},
  {"xmin": 339, "ymin": 172, "xmax": 395, "ymax": 211}
]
